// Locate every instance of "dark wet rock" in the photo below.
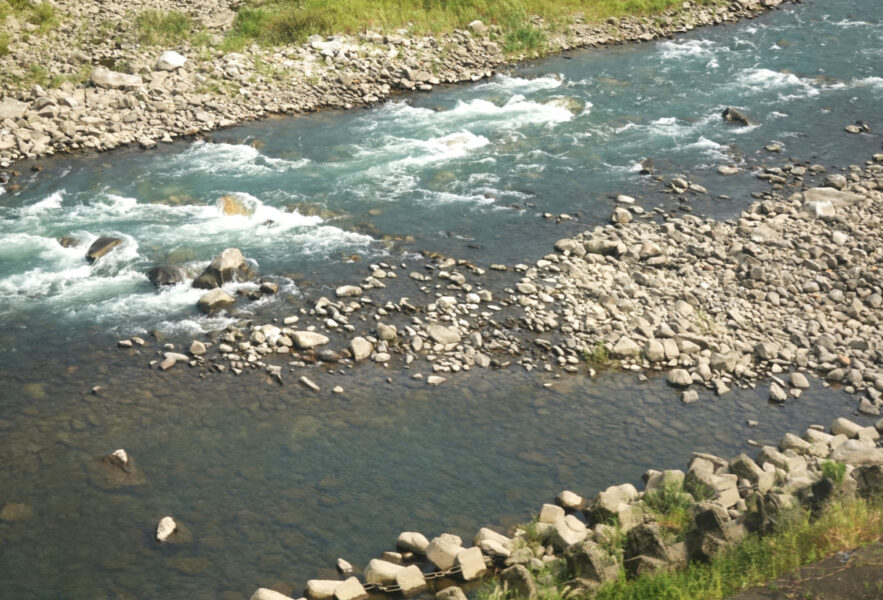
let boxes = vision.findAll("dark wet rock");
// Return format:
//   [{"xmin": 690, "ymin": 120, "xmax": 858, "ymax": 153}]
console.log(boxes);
[
  {"xmin": 500, "ymin": 565, "xmax": 537, "ymax": 600},
  {"xmin": 316, "ymin": 349, "xmax": 341, "ymax": 363},
  {"xmin": 853, "ymin": 465, "xmax": 883, "ymax": 500},
  {"xmin": 566, "ymin": 540, "xmax": 619, "ymax": 583},
  {"xmin": 86, "ymin": 236, "xmax": 122, "ymax": 263},
  {"xmin": 721, "ymin": 107, "xmax": 753, "ymax": 126},
  {"xmin": 57, "ymin": 236, "xmax": 79, "ymax": 248},
  {"xmin": 147, "ymin": 266, "xmax": 184, "ymax": 287},
  {"xmin": 193, "ymin": 248, "xmax": 250, "ymax": 289}
]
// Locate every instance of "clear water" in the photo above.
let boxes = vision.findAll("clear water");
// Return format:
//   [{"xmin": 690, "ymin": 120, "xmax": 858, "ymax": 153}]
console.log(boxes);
[{"xmin": 0, "ymin": 0, "xmax": 881, "ymax": 598}]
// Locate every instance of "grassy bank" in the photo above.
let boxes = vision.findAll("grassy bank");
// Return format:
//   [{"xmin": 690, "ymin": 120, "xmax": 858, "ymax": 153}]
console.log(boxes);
[
  {"xmin": 223, "ymin": 0, "xmax": 716, "ymax": 52},
  {"xmin": 485, "ymin": 498, "xmax": 883, "ymax": 600}
]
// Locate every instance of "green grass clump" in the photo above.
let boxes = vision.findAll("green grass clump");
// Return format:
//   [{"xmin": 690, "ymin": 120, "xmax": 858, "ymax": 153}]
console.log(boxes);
[
  {"xmin": 583, "ymin": 341, "xmax": 612, "ymax": 369},
  {"xmin": 593, "ymin": 499, "xmax": 882, "ymax": 600},
  {"xmin": 643, "ymin": 479, "xmax": 693, "ymax": 539},
  {"xmin": 223, "ymin": 0, "xmax": 713, "ymax": 53},
  {"xmin": 0, "ymin": 32, "xmax": 10, "ymax": 56},
  {"xmin": 821, "ymin": 460, "xmax": 847, "ymax": 485},
  {"xmin": 135, "ymin": 10, "xmax": 193, "ymax": 46},
  {"xmin": 0, "ymin": 0, "xmax": 58, "ymax": 32}
]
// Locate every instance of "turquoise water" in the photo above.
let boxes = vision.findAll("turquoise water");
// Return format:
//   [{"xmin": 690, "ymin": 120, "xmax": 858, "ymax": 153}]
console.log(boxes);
[{"xmin": 0, "ymin": 0, "xmax": 881, "ymax": 598}]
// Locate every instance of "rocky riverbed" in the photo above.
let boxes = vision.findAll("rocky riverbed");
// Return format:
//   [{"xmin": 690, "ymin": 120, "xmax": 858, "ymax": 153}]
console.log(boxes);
[
  {"xmin": 1, "ymin": 0, "xmax": 791, "ymax": 170},
  {"xmin": 113, "ymin": 151, "xmax": 883, "ymax": 419},
  {"xmin": 241, "ymin": 415, "xmax": 883, "ymax": 600}
]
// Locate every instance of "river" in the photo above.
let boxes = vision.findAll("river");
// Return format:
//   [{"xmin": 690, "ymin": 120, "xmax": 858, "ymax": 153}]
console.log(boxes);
[{"xmin": 0, "ymin": 0, "xmax": 881, "ymax": 597}]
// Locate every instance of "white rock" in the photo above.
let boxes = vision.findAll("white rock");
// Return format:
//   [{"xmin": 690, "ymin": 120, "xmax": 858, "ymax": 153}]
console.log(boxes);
[
  {"xmin": 538, "ymin": 503, "xmax": 565, "ymax": 524},
  {"xmin": 426, "ymin": 324, "xmax": 460, "ymax": 345},
  {"xmin": 156, "ymin": 516, "xmax": 176, "ymax": 542},
  {"xmin": 397, "ymin": 531, "xmax": 430, "ymax": 554},
  {"xmin": 91, "ymin": 67, "xmax": 142, "ymax": 89},
  {"xmin": 110, "ymin": 448, "xmax": 128, "ymax": 466},
  {"xmin": 427, "ymin": 375, "xmax": 446, "ymax": 386},
  {"xmin": 455, "ymin": 546, "xmax": 487, "ymax": 581},
  {"xmin": 556, "ymin": 490, "xmax": 584, "ymax": 510},
  {"xmin": 292, "ymin": 331, "xmax": 330, "ymax": 349},
  {"xmin": 364, "ymin": 559, "xmax": 403, "ymax": 584},
  {"xmin": 394, "ymin": 565, "xmax": 427, "ymax": 596},
  {"xmin": 306, "ymin": 580, "xmax": 340, "ymax": 600},
  {"xmin": 349, "ymin": 337, "xmax": 373, "ymax": 361},
  {"xmin": 155, "ymin": 50, "xmax": 187, "ymax": 71},
  {"xmin": 335, "ymin": 285, "xmax": 362, "ymax": 298},
  {"xmin": 250, "ymin": 589, "xmax": 296, "ymax": 600},
  {"xmin": 426, "ymin": 533, "xmax": 464, "ymax": 570}
]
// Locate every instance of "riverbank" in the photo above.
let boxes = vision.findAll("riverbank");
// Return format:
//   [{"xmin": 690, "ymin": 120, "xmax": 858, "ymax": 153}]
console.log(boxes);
[
  {"xmin": 241, "ymin": 415, "xmax": 883, "ymax": 600},
  {"xmin": 1, "ymin": 0, "xmax": 789, "ymax": 170}
]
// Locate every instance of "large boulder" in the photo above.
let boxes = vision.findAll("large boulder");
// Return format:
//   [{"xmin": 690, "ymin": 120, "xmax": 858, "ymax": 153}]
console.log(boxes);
[
  {"xmin": 86, "ymin": 236, "xmax": 122, "ymax": 263},
  {"xmin": 192, "ymin": 248, "xmax": 250, "ymax": 289},
  {"xmin": 197, "ymin": 288, "xmax": 236, "ymax": 314},
  {"xmin": 455, "ymin": 546, "xmax": 487, "ymax": 580},
  {"xmin": 147, "ymin": 266, "xmax": 184, "ymax": 287},
  {"xmin": 394, "ymin": 565, "xmax": 426, "ymax": 596},
  {"xmin": 91, "ymin": 66, "xmax": 142, "ymax": 89},
  {"xmin": 426, "ymin": 533, "xmax": 464, "ymax": 570},
  {"xmin": 364, "ymin": 559, "xmax": 403, "ymax": 585}
]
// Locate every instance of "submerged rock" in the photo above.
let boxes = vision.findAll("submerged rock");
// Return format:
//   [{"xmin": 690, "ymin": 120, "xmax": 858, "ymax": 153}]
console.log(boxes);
[
  {"xmin": 147, "ymin": 265, "xmax": 184, "ymax": 287},
  {"xmin": 0, "ymin": 502, "xmax": 34, "ymax": 522},
  {"xmin": 721, "ymin": 107, "xmax": 753, "ymax": 126}
]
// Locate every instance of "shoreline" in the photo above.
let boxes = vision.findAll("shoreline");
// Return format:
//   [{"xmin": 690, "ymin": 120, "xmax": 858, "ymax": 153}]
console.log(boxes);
[
  {"xmin": 236, "ymin": 414, "xmax": 883, "ymax": 600},
  {"xmin": 1, "ymin": 0, "xmax": 791, "ymax": 174}
]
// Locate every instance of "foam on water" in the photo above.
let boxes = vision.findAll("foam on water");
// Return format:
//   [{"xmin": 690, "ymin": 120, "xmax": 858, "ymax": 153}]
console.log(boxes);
[
  {"xmin": 167, "ymin": 141, "xmax": 311, "ymax": 177},
  {"xmin": 18, "ymin": 190, "xmax": 65, "ymax": 216},
  {"xmin": 477, "ymin": 73, "xmax": 563, "ymax": 93},
  {"xmin": 733, "ymin": 68, "xmax": 820, "ymax": 99},
  {"xmin": 657, "ymin": 38, "xmax": 719, "ymax": 60},
  {"xmin": 853, "ymin": 76, "xmax": 883, "ymax": 89},
  {"xmin": 371, "ymin": 94, "xmax": 574, "ymax": 134}
]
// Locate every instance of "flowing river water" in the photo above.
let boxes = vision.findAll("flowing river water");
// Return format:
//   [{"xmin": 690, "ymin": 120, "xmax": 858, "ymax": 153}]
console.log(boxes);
[{"xmin": 0, "ymin": 0, "xmax": 881, "ymax": 598}]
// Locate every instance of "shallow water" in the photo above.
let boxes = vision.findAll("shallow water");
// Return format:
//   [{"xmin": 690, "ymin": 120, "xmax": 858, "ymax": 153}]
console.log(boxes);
[{"xmin": 0, "ymin": 0, "xmax": 882, "ymax": 598}]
